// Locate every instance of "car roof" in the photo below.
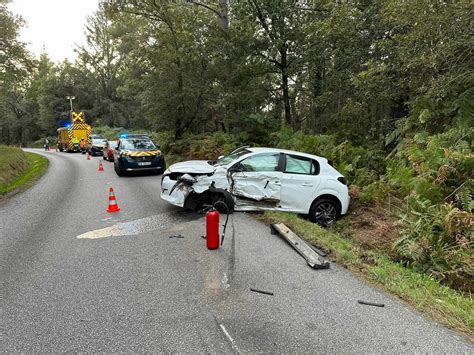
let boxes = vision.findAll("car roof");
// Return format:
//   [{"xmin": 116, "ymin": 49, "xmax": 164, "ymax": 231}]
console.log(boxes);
[
  {"xmin": 120, "ymin": 134, "xmax": 150, "ymax": 138},
  {"xmin": 247, "ymin": 147, "xmax": 327, "ymax": 162}
]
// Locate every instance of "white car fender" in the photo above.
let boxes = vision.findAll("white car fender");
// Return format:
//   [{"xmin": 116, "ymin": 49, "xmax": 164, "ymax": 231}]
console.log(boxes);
[{"xmin": 309, "ymin": 178, "xmax": 349, "ymax": 214}]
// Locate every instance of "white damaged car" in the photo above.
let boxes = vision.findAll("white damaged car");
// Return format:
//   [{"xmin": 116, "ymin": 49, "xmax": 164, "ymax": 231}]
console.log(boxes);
[{"xmin": 160, "ymin": 147, "xmax": 350, "ymax": 225}]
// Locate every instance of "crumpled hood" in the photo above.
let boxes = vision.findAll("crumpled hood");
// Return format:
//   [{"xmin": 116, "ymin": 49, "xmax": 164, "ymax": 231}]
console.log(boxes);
[{"xmin": 168, "ymin": 160, "xmax": 216, "ymax": 174}]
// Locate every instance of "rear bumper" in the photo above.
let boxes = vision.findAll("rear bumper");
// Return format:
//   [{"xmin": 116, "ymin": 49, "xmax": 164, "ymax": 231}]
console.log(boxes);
[{"xmin": 90, "ymin": 146, "xmax": 104, "ymax": 155}]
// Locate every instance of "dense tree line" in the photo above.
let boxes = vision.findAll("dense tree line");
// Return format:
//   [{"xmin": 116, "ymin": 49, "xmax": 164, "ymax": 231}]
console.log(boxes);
[{"xmin": 2, "ymin": 0, "xmax": 471, "ymax": 144}]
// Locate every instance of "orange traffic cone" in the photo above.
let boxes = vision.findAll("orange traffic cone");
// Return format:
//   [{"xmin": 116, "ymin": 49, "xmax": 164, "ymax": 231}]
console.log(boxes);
[
  {"xmin": 106, "ymin": 187, "xmax": 121, "ymax": 213},
  {"xmin": 86, "ymin": 152, "xmax": 90, "ymax": 160},
  {"xmin": 98, "ymin": 161, "xmax": 104, "ymax": 172}
]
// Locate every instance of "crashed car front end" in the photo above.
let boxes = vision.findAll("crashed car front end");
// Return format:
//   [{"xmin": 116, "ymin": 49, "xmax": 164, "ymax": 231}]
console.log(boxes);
[
  {"xmin": 160, "ymin": 161, "xmax": 231, "ymax": 209},
  {"xmin": 161, "ymin": 173, "xmax": 195, "ymax": 207}
]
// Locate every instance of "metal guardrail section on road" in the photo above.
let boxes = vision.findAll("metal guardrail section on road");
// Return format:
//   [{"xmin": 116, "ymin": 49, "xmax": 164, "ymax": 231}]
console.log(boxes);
[{"xmin": 271, "ymin": 223, "xmax": 330, "ymax": 269}]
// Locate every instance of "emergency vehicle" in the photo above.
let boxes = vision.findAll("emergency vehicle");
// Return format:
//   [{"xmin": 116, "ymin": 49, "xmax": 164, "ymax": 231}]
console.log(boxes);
[
  {"xmin": 113, "ymin": 134, "xmax": 165, "ymax": 176},
  {"xmin": 57, "ymin": 112, "xmax": 92, "ymax": 152}
]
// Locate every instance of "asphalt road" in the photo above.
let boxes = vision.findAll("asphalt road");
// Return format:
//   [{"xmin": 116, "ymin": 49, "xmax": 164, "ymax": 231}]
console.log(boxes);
[{"xmin": 1, "ymin": 149, "xmax": 472, "ymax": 353}]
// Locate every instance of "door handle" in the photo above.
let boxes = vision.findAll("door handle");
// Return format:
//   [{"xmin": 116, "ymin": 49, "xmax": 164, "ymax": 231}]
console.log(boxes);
[
  {"xmin": 274, "ymin": 181, "xmax": 281, "ymax": 185},
  {"xmin": 302, "ymin": 183, "xmax": 313, "ymax": 187}
]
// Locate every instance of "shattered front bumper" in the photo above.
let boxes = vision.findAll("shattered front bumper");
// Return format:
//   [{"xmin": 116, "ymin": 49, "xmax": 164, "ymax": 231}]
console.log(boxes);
[{"xmin": 160, "ymin": 175, "xmax": 191, "ymax": 207}]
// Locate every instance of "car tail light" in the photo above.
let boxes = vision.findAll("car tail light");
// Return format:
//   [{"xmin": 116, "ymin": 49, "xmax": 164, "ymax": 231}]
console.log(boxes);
[{"xmin": 337, "ymin": 176, "xmax": 347, "ymax": 185}]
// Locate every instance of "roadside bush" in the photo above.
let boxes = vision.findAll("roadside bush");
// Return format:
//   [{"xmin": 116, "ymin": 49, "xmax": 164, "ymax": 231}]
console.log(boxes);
[
  {"xmin": 391, "ymin": 127, "xmax": 473, "ymax": 202},
  {"xmin": 359, "ymin": 180, "xmax": 393, "ymax": 204},
  {"xmin": 394, "ymin": 196, "xmax": 473, "ymax": 291},
  {"xmin": 92, "ymin": 126, "xmax": 126, "ymax": 140},
  {"xmin": 185, "ymin": 132, "xmax": 239, "ymax": 159}
]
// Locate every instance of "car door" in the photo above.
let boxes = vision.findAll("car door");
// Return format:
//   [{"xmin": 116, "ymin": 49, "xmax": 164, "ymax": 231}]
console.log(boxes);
[
  {"xmin": 280, "ymin": 154, "xmax": 322, "ymax": 213},
  {"xmin": 229, "ymin": 153, "xmax": 283, "ymax": 204}
]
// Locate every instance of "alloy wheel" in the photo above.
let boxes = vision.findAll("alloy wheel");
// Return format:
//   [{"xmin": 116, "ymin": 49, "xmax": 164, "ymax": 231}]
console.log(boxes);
[{"xmin": 313, "ymin": 202, "xmax": 337, "ymax": 226}]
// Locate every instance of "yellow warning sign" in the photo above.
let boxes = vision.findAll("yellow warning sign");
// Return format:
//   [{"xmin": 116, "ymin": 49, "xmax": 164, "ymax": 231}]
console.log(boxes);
[{"xmin": 71, "ymin": 111, "xmax": 85, "ymax": 123}]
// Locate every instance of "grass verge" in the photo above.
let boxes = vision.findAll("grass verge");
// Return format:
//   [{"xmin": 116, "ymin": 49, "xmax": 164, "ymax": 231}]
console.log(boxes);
[
  {"xmin": 0, "ymin": 147, "xmax": 49, "ymax": 196},
  {"xmin": 260, "ymin": 211, "xmax": 473, "ymax": 340}
]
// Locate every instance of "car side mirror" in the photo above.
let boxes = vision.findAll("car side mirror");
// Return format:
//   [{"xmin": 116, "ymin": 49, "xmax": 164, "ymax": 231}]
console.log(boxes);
[{"xmin": 157, "ymin": 145, "xmax": 161, "ymax": 149}]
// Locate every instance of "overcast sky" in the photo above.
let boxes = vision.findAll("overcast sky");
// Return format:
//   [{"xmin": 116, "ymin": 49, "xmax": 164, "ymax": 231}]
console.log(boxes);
[{"xmin": 9, "ymin": 0, "xmax": 99, "ymax": 63}]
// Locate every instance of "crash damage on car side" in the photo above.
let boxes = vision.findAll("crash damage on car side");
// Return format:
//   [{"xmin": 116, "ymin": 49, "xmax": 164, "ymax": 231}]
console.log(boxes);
[{"xmin": 161, "ymin": 165, "xmax": 283, "ymax": 212}]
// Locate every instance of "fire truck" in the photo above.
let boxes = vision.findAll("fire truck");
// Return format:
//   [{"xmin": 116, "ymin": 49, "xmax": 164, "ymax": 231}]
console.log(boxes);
[{"xmin": 57, "ymin": 112, "xmax": 92, "ymax": 152}]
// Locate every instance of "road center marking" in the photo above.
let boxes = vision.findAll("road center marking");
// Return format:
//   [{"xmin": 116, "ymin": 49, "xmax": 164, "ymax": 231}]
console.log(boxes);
[{"xmin": 76, "ymin": 213, "xmax": 174, "ymax": 239}]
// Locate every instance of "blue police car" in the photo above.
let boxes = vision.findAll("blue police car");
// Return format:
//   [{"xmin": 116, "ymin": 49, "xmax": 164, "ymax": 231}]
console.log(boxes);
[{"xmin": 113, "ymin": 134, "xmax": 166, "ymax": 176}]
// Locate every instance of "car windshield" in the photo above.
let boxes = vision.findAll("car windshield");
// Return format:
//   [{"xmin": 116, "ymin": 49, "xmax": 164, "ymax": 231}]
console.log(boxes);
[
  {"xmin": 121, "ymin": 138, "xmax": 156, "ymax": 150},
  {"xmin": 213, "ymin": 149, "xmax": 251, "ymax": 166},
  {"xmin": 92, "ymin": 138, "xmax": 107, "ymax": 145}
]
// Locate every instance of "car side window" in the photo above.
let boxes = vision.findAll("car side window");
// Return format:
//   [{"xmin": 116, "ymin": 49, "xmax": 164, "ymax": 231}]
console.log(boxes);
[
  {"xmin": 285, "ymin": 155, "xmax": 319, "ymax": 175},
  {"xmin": 240, "ymin": 153, "xmax": 280, "ymax": 172}
]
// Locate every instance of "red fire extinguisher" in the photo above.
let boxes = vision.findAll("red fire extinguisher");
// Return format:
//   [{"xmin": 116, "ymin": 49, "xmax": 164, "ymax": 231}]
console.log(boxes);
[{"xmin": 206, "ymin": 209, "xmax": 220, "ymax": 250}]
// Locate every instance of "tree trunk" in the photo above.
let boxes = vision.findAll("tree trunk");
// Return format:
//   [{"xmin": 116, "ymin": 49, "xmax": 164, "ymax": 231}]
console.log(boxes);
[
  {"xmin": 219, "ymin": 0, "xmax": 230, "ymax": 132},
  {"xmin": 282, "ymin": 71, "xmax": 291, "ymax": 127},
  {"xmin": 280, "ymin": 47, "xmax": 292, "ymax": 127}
]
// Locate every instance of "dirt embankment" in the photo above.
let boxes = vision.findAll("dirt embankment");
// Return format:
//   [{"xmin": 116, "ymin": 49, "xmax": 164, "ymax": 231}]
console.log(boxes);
[
  {"xmin": 0, "ymin": 146, "xmax": 30, "ymax": 190},
  {"xmin": 0, "ymin": 146, "xmax": 49, "ymax": 197}
]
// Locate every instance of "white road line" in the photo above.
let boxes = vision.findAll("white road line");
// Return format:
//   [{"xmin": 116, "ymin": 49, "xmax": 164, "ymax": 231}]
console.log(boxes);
[{"xmin": 219, "ymin": 324, "xmax": 240, "ymax": 353}]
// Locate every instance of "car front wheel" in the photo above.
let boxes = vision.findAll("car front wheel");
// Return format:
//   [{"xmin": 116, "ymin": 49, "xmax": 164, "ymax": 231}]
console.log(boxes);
[
  {"xmin": 114, "ymin": 161, "xmax": 125, "ymax": 176},
  {"xmin": 309, "ymin": 198, "xmax": 339, "ymax": 227}
]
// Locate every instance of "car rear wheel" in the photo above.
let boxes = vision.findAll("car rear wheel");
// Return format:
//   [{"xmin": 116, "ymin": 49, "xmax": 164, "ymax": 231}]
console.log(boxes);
[{"xmin": 309, "ymin": 198, "xmax": 339, "ymax": 227}]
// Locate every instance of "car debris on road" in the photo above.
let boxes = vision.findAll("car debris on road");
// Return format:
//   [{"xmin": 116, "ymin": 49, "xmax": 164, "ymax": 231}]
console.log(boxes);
[
  {"xmin": 250, "ymin": 288, "xmax": 274, "ymax": 296},
  {"xmin": 358, "ymin": 300, "xmax": 385, "ymax": 307},
  {"xmin": 271, "ymin": 223, "xmax": 330, "ymax": 269}
]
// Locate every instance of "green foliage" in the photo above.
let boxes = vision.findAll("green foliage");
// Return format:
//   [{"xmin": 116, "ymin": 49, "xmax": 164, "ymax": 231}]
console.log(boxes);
[
  {"xmin": 389, "ymin": 127, "xmax": 473, "ymax": 202},
  {"xmin": 394, "ymin": 196, "xmax": 473, "ymax": 290},
  {"xmin": 0, "ymin": 147, "xmax": 48, "ymax": 195},
  {"xmin": 359, "ymin": 180, "xmax": 393, "ymax": 205},
  {"xmin": 0, "ymin": 146, "xmax": 29, "ymax": 187}
]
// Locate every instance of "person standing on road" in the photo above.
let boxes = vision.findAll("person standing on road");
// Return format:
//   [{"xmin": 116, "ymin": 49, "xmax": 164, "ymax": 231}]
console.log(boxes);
[
  {"xmin": 44, "ymin": 138, "xmax": 50, "ymax": 151},
  {"xmin": 79, "ymin": 138, "xmax": 86, "ymax": 154}
]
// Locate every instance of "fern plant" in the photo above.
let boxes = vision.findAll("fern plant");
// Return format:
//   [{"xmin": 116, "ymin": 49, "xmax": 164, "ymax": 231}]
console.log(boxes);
[{"xmin": 394, "ymin": 196, "xmax": 473, "ymax": 290}]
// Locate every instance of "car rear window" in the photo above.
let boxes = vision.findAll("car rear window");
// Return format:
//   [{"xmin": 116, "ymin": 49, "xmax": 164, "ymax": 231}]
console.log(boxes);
[
  {"xmin": 284, "ymin": 155, "xmax": 319, "ymax": 175},
  {"xmin": 92, "ymin": 138, "xmax": 107, "ymax": 145}
]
